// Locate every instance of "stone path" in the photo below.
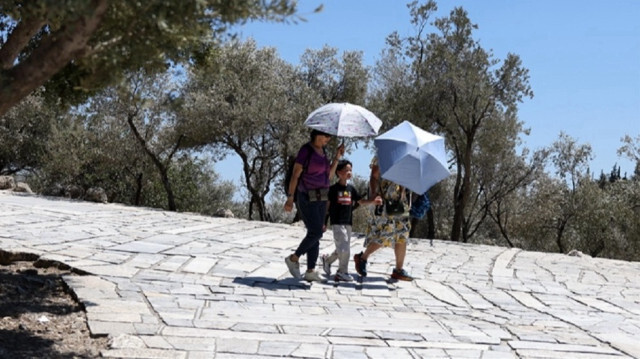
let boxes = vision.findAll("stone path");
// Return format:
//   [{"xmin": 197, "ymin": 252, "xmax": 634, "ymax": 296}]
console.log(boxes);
[{"xmin": 1, "ymin": 191, "xmax": 639, "ymax": 358}]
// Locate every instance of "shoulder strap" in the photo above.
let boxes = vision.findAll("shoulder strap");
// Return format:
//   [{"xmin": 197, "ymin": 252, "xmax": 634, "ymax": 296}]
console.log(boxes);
[
  {"xmin": 302, "ymin": 143, "xmax": 314, "ymax": 173},
  {"xmin": 297, "ymin": 143, "xmax": 314, "ymax": 189}
]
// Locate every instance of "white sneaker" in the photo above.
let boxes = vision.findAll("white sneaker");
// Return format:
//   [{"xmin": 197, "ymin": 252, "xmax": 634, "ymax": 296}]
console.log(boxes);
[
  {"xmin": 321, "ymin": 254, "xmax": 331, "ymax": 276},
  {"xmin": 285, "ymin": 255, "xmax": 301, "ymax": 279},
  {"xmin": 334, "ymin": 271, "xmax": 353, "ymax": 282},
  {"xmin": 304, "ymin": 270, "xmax": 323, "ymax": 282}
]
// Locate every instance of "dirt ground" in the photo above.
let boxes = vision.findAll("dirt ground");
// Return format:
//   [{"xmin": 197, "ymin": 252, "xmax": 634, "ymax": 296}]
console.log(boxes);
[{"xmin": 0, "ymin": 259, "xmax": 109, "ymax": 358}]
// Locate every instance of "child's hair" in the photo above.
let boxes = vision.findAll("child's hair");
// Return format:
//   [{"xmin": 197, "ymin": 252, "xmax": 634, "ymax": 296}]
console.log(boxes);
[{"xmin": 336, "ymin": 159, "xmax": 352, "ymax": 172}]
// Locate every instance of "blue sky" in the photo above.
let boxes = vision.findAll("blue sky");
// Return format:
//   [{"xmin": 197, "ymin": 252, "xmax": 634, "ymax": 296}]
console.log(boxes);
[{"xmin": 219, "ymin": 0, "xmax": 640, "ymax": 194}]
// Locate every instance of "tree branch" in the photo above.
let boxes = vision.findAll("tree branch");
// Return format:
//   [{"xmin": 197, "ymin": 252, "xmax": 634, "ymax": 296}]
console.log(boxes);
[
  {"xmin": 0, "ymin": 17, "xmax": 46, "ymax": 70},
  {"xmin": 0, "ymin": 0, "xmax": 109, "ymax": 117}
]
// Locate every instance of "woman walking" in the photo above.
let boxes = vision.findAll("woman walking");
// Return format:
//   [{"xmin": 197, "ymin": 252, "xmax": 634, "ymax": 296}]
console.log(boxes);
[{"xmin": 284, "ymin": 129, "xmax": 344, "ymax": 282}]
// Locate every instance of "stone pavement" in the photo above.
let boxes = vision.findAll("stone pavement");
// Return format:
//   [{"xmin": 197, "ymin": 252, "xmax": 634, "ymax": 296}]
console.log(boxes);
[{"xmin": 1, "ymin": 191, "xmax": 640, "ymax": 359}]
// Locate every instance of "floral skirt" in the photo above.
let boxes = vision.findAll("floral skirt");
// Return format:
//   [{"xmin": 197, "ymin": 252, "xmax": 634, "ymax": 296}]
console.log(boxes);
[{"xmin": 364, "ymin": 212, "xmax": 411, "ymax": 247}]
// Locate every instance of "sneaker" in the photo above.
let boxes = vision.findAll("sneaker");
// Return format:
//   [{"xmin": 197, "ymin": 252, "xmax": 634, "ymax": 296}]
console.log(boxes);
[
  {"xmin": 391, "ymin": 268, "xmax": 413, "ymax": 281},
  {"xmin": 285, "ymin": 255, "xmax": 301, "ymax": 279},
  {"xmin": 304, "ymin": 270, "xmax": 322, "ymax": 282},
  {"xmin": 353, "ymin": 252, "xmax": 367, "ymax": 277},
  {"xmin": 321, "ymin": 254, "xmax": 331, "ymax": 276},
  {"xmin": 334, "ymin": 271, "xmax": 353, "ymax": 282}
]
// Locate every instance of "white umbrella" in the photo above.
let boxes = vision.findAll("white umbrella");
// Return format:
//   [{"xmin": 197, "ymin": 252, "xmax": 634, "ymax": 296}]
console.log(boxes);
[
  {"xmin": 374, "ymin": 121, "xmax": 451, "ymax": 194},
  {"xmin": 304, "ymin": 102, "xmax": 382, "ymax": 137}
]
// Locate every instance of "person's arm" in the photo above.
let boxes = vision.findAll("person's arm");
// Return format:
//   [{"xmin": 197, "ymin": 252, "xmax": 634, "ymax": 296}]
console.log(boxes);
[
  {"xmin": 329, "ymin": 143, "xmax": 345, "ymax": 179},
  {"xmin": 284, "ymin": 163, "xmax": 303, "ymax": 212},
  {"xmin": 369, "ymin": 162, "xmax": 380, "ymax": 198},
  {"xmin": 358, "ymin": 195, "xmax": 383, "ymax": 207},
  {"xmin": 353, "ymin": 186, "xmax": 381, "ymax": 208}
]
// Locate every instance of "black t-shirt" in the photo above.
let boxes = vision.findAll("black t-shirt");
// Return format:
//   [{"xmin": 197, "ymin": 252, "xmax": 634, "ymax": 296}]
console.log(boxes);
[{"xmin": 328, "ymin": 183, "xmax": 362, "ymax": 226}]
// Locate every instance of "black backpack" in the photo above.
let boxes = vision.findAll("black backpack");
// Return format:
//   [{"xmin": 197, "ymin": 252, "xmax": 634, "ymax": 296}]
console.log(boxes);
[{"xmin": 283, "ymin": 143, "xmax": 325, "ymax": 201}]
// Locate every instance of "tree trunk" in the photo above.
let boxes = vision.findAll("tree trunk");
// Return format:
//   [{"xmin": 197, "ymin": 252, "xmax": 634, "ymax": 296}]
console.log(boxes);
[
  {"xmin": 159, "ymin": 168, "xmax": 177, "ymax": 211},
  {"xmin": 556, "ymin": 220, "xmax": 567, "ymax": 253},
  {"xmin": 450, "ymin": 138, "xmax": 474, "ymax": 242},
  {"xmin": 249, "ymin": 193, "xmax": 269, "ymax": 222},
  {"xmin": 126, "ymin": 114, "xmax": 177, "ymax": 211},
  {"xmin": 134, "ymin": 173, "xmax": 143, "ymax": 206},
  {"xmin": 426, "ymin": 209, "xmax": 435, "ymax": 239},
  {"xmin": 0, "ymin": 0, "xmax": 109, "ymax": 117}
]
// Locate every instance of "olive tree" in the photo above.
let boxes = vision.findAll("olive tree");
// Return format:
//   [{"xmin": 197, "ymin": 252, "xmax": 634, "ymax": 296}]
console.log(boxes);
[
  {"xmin": 0, "ymin": 0, "xmax": 301, "ymax": 117},
  {"xmin": 618, "ymin": 134, "xmax": 640, "ymax": 180},
  {"xmin": 537, "ymin": 132, "xmax": 592, "ymax": 253},
  {"xmin": 372, "ymin": 1, "xmax": 534, "ymax": 242},
  {"xmin": 36, "ymin": 68, "xmax": 236, "ymax": 213},
  {"xmin": 180, "ymin": 39, "xmax": 318, "ymax": 221},
  {"xmin": 180, "ymin": 40, "xmax": 371, "ymax": 222},
  {"xmin": 0, "ymin": 90, "xmax": 55, "ymax": 174},
  {"xmin": 297, "ymin": 45, "xmax": 371, "ymax": 167}
]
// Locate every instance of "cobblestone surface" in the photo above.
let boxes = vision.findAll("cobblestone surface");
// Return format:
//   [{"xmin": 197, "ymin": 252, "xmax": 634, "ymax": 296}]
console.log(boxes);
[{"xmin": 1, "ymin": 191, "xmax": 640, "ymax": 358}]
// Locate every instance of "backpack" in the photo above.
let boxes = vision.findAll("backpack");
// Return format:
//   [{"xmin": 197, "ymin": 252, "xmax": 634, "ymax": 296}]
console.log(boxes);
[
  {"xmin": 409, "ymin": 192, "xmax": 431, "ymax": 219},
  {"xmin": 283, "ymin": 143, "xmax": 325, "ymax": 201}
]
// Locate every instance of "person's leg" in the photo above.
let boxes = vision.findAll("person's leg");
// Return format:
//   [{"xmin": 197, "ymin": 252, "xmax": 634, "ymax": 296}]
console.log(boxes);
[
  {"xmin": 391, "ymin": 217, "xmax": 413, "ymax": 281},
  {"xmin": 328, "ymin": 225, "xmax": 342, "ymax": 264},
  {"xmin": 321, "ymin": 226, "xmax": 342, "ymax": 276},
  {"xmin": 293, "ymin": 195, "xmax": 326, "ymax": 271},
  {"xmin": 391, "ymin": 239, "xmax": 412, "ymax": 281},
  {"xmin": 334, "ymin": 225, "xmax": 351, "ymax": 273},
  {"xmin": 361, "ymin": 241, "xmax": 382, "ymax": 261},
  {"xmin": 394, "ymin": 240, "xmax": 407, "ymax": 270}
]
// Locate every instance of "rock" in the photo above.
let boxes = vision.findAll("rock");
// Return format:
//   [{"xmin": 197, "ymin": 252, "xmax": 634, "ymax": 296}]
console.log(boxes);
[
  {"xmin": 215, "ymin": 208, "xmax": 235, "ymax": 218},
  {"xmin": 567, "ymin": 249, "xmax": 588, "ymax": 257},
  {"xmin": 64, "ymin": 185, "xmax": 83, "ymax": 199},
  {"xmin": 0, "ymin": 176, "xmax": 15, "ymax": 190},
  {"xmin": 109, "ymin": 334, "xmax": 146, "ymax": 349},
  {"xmin": 13, "ymin": 182, "xmax": 33, "ymax": 193},
  {"xmin": 42, "ymin": 184, "xmax": 65, "ymax": 197},
  {"xmin": 85, "ymin": 187, "xmax": 107, "ymax": 203}
]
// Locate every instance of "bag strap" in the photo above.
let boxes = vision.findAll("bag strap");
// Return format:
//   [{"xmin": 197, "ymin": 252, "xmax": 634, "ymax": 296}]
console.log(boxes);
[{"xmin": 379, "ymin": 180, "xmax": 407, "ymax": 202}]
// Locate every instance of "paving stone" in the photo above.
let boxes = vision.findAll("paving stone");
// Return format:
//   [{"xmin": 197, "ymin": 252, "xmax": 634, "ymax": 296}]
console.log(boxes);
[
  {"xmin": 164, "ymin": 336, "xmax": 215, "ymax": 351},
  {"xmin": 111, "ymin": 241, "xmax": 174, "ymax": 254},
  {"xmin": 290, "ymin": 343, "xmax": 329, "ymax": 358},
  {"xmin": 89, "ymin": 320, "xmax": 138, "ymax": 336},
  {"xmin": 365, "ymin": 346, "xmax": 413, "ymax": 359},
  {"xmin": 257, "ymin": 341, "xmax": 299, "ymax": 356},
  {"xmin": 331, "ymin": 345, "xmax": 369, "ymax": 359},
  {"xmin": 508, "ymin": 340, "xmax": 621, "ymax": 355},
  {"xmin": 101, "ymin": 348, "xmax": 187, "ymax": 359}
]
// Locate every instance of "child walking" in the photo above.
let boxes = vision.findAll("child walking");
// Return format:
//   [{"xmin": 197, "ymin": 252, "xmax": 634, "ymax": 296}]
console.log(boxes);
[{"xmin": 321, "ymin": 159, "xmax": 382, "ymax": 282}]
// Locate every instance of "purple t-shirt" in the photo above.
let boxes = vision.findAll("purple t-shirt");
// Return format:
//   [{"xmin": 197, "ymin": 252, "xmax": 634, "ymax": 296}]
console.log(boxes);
[{"xmin": 296, "ymin": 144, "xmax": 330, "ymax": 192}]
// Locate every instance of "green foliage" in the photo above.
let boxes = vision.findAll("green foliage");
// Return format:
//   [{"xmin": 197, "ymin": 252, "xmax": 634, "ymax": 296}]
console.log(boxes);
[
  {"xmin": 0, "ymin": 90, "xmax": 54, "ymax": 174},
  {"xmin": 0, "ymin": 0, "xmax": 301, "ymax": 116},
  {"xmin": 180, "ymin": 39, "xmax": 370, "ymax": 221},
  {"xmin": 180, "ymin": 38, "xmax": 316, "ymax": 220},
  {"xmin": 299, "ymin": 45, "xmax": 369, "ymax": 104},
  {"xmin": 140, "ymin": 155, "xmax": 236, "ymax": 214},
  {"xmin": 371, "ymin": 1, "xmax": 533, "ymax": 242}
]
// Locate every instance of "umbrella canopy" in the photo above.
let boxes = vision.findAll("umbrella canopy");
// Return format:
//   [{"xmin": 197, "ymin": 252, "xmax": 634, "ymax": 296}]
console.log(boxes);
[
  {"xmin": 304, "ymin": 102, "xmax": 382, "ymax": 137},
  {"xmin": 374, "ymin": 121, "xmax": 451, "ymax": 194}
]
